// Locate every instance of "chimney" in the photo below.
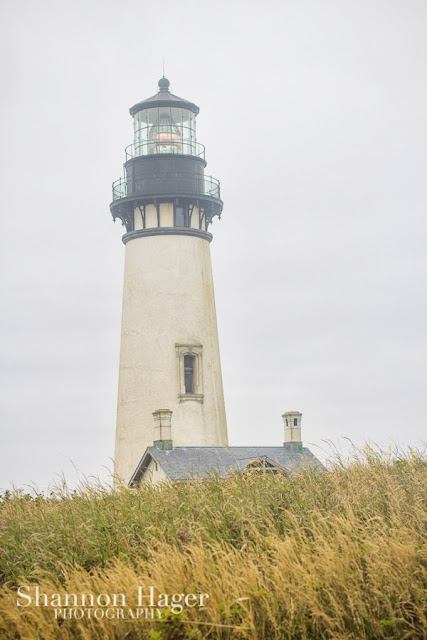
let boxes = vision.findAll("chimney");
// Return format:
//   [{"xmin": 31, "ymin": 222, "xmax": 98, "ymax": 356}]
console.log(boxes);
[
  {"xmin": 153, "ymin": 409, "xmax": 173, "ymax": 450},
  {"xmin": 282, "ymin": 411, "xmax": 303, "ymax": 452}
]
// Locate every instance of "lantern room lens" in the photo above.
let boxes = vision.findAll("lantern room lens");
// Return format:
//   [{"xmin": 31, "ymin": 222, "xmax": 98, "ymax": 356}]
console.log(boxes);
[{"xmin": 150, "ymin": 111, "xmax": 182, "ymax": 154}]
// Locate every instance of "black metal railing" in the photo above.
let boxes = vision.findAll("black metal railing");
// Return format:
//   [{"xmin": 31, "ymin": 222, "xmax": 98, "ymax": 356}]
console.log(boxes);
[{"xmin": 112, "ymin": 174, "xmax": 220, "ymax": 201}]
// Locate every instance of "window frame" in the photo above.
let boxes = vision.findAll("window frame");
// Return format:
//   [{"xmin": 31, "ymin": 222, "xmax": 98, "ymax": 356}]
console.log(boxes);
[{"xmin": 175, "ymin": 344, "xmax": 204, "ymax": 402}]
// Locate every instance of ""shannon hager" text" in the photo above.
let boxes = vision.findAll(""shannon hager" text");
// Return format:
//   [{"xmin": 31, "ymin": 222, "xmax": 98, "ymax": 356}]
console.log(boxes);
[{"xmin": 16, "ymin": 586, "xmax": 209, "ymax": 614}]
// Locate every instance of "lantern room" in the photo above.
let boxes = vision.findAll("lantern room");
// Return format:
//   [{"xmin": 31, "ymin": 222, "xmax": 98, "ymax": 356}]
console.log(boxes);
[{"xmin": 128, "ymin": 77, "xmax": 202, "ymax": 159}]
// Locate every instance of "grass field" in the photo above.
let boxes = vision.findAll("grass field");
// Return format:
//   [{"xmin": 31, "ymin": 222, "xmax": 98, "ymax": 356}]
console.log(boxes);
[{"xmin": 0, "ymin": 446, "xmax": 426, "ymax": 639}]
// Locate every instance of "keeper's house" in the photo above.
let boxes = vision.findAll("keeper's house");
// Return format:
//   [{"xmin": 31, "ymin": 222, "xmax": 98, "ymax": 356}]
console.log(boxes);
[{"xmin": 129, "ymin": 410, "xmax": 324, "ymax": 486}]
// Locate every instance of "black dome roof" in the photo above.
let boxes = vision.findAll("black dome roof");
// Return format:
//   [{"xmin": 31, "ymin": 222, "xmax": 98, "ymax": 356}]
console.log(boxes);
[{"xmin": 129, "ymin": 78, "xmax": 199, "ymax": 116}]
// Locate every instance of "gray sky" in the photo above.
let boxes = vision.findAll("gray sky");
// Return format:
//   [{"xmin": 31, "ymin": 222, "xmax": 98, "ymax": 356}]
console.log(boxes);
[{"xmin": 1, "ymin": 0, "xmax": 426, "ymax": 490}]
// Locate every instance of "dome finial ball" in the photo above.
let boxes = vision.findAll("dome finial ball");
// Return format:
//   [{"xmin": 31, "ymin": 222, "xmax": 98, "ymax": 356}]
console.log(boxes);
[{"xmin": 158, "ymin": 77, "xmax": 170, "ymax": 91}]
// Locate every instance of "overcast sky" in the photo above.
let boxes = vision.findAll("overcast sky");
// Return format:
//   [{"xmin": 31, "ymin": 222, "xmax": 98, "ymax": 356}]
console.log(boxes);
[{"xmin": 1, "ymin": 0, "xmax": 426, "ymax": 490}]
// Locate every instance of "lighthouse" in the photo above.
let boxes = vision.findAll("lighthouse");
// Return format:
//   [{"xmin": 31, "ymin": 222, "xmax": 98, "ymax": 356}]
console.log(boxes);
[{"xmin": 111, "ymin": 77, "xmax": 229, "ymax": 484}]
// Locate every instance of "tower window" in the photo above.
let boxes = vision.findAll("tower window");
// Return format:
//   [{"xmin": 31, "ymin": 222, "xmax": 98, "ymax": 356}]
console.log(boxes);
[
  {"xmin": 175, "ymin": 344, "xmax": 204, "ymax": 403},
  {"xmin": 294, "ymin": 418, "xmax": 298, "ymax": 426},
  {"xmin": 175, "ymin": 205, "xmax": 189, "ymax": 227},
  {"xmin": 184, "ymin": 355, "xmax": 195, "ymax": 394}
]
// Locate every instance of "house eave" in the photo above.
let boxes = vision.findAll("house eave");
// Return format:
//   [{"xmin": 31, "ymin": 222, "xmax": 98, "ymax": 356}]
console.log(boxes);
[{"xmin": 128, "ymin": 448, "xmax": 155, "ymax": 487}]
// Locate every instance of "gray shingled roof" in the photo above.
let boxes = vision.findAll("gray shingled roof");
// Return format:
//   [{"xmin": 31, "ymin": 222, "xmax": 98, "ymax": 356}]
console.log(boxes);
[{"xmin": 130, "ymin": 446, "xmax": 325, "ymax": 485}]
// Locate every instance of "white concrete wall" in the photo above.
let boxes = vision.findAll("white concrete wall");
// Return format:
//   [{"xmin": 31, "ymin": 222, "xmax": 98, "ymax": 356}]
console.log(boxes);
[
  {"xmin": 114, "ymin": 233, "xmax": 228, "ymax": 484},
  {"xmin": 145, "ymin": 205, "xmax": 157, "ymax": 228},
  {"xmin": 159, "ymin": 203, "xmax": 174, "ymax": 227}
]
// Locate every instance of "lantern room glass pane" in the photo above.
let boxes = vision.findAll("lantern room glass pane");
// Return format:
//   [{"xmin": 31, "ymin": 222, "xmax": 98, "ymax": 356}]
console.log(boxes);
[{"xmin": 133, "ymin": 107, "xmax": 198, "ymax": 157}]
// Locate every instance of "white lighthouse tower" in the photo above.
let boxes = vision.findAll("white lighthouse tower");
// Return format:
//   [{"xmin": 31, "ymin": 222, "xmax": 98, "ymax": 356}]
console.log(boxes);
[{"xmin": 111, "ymin": 77, "xmax": 228, "ymax": 484}]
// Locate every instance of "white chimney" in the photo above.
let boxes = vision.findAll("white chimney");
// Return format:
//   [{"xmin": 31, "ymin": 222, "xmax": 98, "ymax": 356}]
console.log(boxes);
[
  {"xmin": 153, "ymin": 409, "xmax": 173, "ymax": 450},
  {"xmin": 282, "ymin": 411, "xmax": 302, "ymax": 451}
]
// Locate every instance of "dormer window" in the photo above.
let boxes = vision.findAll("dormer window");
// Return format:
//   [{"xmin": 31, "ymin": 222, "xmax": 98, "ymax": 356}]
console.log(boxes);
[{"xmin": 244, "ymin": 457, "xmax": 285, "ymax": 476}]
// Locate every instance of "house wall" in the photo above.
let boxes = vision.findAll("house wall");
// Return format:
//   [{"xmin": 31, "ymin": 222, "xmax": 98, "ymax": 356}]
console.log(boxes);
[{"xmin": 142, "ymin": 457, "xmax": 168, "ymax": 484}]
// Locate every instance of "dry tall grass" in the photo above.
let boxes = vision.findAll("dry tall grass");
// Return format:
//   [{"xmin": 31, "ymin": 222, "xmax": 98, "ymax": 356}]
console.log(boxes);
[{"xmin": 0, "ymin": 447, "xmax": 426, "ymax": 639}]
